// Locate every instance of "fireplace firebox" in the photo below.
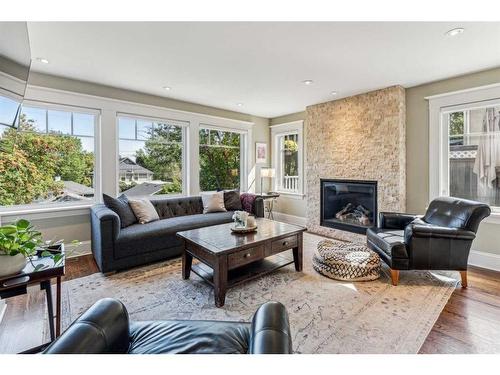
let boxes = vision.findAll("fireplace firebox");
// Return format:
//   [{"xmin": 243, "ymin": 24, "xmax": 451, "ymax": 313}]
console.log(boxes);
[{"xmin": 320, "ymin": 179, "xmax": 377, "ymax": 234}]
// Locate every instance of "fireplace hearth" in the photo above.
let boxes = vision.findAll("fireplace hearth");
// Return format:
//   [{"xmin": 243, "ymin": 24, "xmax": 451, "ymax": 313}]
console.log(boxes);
[{"xmin": 320, "ymin": 179, "xmax": 377, "ymax": 234}]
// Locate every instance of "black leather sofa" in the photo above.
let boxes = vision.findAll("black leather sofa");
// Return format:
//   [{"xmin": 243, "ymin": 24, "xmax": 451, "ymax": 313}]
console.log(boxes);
[
  {"xmin": 367, "ymin": 197, "xmax": 490, "ymax": 286},
  {"xmin": 42, "ymin": 298, "xmax": 292, "ymax": 354},
  {"xmin": 91, "ymin": 195, "xmax": 264, "ymax": 273}
]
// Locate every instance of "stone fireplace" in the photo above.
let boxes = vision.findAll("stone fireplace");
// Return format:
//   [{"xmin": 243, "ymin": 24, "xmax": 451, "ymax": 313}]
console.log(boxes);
[
  {"xmin": 306, "ymin": 86, "xmax": 406, "ymax": 243},
  {"xmin": 320, "ymin": 179, "xmax": 377, "ymax": 234}
]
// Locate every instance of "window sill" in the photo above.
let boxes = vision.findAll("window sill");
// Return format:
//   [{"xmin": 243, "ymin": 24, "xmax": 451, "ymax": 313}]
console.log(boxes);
[{"xmin": 0, "ymin": 203, "xmax": 93, "ymax": 220}]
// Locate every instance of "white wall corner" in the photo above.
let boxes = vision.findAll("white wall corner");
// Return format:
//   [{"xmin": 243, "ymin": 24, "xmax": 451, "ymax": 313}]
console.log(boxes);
[
  {"xmin": 273, "ymin": 212, "xmax": 307, "ymax": 227},
  {"xmin": 67, "ymin": 240, "xmax": 92, "ymax": 258},
  {"xmin": 468, "ymin": 250, "xmax": 500, "ymax": 272}
]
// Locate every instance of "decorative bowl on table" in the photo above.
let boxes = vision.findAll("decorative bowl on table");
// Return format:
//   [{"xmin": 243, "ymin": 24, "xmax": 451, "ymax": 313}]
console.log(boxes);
[{"xmin": 230, "ymin": 223, "xmax": 258, "ymax": 233}]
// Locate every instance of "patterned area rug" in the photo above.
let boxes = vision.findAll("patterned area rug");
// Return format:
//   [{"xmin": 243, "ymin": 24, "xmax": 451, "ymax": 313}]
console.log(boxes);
[{"xmin": 59, "ymin": 233, "xmax": 458, "ymax": 353}]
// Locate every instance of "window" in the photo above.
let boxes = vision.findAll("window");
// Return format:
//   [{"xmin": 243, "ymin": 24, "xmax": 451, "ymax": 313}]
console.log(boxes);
[
  {"xmin": 118, "ymin": 115, "xmax": 185, "ymax": 197},
  {"xmin": 199, "ymin": 127, "xmax": 242, "ymax": 191},
  {"xmin": 271, "ymin": 121, "xmax": 304, "ymax": 195},
  {"xmin": 0, "ymin": 104, "xmax": 97, "ymax": 208},
  {"xmin": 0, "ymin": 93, "xmax": 21, "ymax": 127},
  {"xmin": 277, "ymin": 133, "xmax": 300, "ymax": 192},
  {"xmin": 446, "ymin": 105, "xmax": 500, "ymax": 208}
]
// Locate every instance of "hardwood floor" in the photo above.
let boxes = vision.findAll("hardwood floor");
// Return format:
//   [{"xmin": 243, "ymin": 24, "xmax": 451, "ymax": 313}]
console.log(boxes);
[
  {"xmin": 419, "ymin": 266, "xmax": 500, "ymax": 354},
  {"xmin": 0, "ymin": 255, "xmax": 99, "ymax": 354},
  {"xmin": 0, "ymin": 255, "xmax": 499, "ymax": 353}
]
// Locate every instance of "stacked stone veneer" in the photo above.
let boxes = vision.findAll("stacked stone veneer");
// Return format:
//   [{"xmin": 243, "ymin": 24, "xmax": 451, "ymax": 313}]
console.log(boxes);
[{"xmin": 306, "ymin": 86, "xmax": 406, "ymax": 242}]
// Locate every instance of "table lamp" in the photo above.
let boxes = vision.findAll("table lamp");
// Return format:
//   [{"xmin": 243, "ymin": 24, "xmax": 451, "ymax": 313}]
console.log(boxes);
[{"xmin": 260, "ymin": 167, "xmax": 275, "ymax": 195}]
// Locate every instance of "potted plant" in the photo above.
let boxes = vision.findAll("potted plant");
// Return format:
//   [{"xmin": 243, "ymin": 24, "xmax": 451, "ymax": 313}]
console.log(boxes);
[{"xmin": 0, "ymin": 219, "xmax": 67, "ymax": 278}]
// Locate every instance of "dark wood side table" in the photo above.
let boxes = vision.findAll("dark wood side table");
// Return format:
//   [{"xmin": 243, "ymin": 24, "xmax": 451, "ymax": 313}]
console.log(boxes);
[
  {"xmin": 0, "ymin": 245, "xmax": 65, "ymax": 351},
  {"xmin": 177, "ymin": 218, "xmax": 305, "ymax": 307}
]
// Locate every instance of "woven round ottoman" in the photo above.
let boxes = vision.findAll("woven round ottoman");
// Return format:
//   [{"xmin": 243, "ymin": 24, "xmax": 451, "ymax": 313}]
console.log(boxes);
[{"xmin": 313, "ymin": 239, "xmax": 381, "ymax": 281}]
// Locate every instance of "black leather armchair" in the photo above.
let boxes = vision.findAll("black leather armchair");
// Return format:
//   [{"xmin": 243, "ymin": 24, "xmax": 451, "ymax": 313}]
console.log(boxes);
[
  {"xmin": 42, "ymin": 298, "xmax": 292, "ymax": 354},
  {"xmin": 367, "ymin": 197, "xmax": 490, "ymax": 286}
]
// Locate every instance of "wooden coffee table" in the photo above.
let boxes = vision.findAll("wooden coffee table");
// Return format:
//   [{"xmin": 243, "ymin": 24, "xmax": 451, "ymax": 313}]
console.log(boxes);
[{"xmin": 177, "ymin": 218, "xmax": 306, "ymax": 307}]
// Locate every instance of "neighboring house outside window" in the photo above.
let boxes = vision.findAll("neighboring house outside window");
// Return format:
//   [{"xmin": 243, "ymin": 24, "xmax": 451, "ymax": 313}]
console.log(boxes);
[
  {"xmin": 119, "ymin": 157, "xmax": 154, "ymax": 184},
  {"xmin": 117, "ymin": 115, "xmax": 186, "ymax": 197},
  {"xmin": 0, "ymin": 103, "xmax": 98, "ymax": 209},
  {"xmin": 271, "ymin": 120, "xmax": 304, "ymax": 196}
]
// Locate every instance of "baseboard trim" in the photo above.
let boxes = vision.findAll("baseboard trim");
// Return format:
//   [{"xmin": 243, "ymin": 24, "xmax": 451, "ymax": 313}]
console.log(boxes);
[
  {"xmin": 469, "ymin": 250, "xmax": 500, "ymax": 272},
  {"xmin": 273, "ymin": 212, "xmax": 307, "ymax": 227}
]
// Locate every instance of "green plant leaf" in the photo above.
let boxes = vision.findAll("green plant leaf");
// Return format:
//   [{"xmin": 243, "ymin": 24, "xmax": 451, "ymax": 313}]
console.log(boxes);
[
  {"xmin": 0, "ymin": 226, "xmax": 17, "ymax": 235},
  {"xmin": 16, "ymin": 219, "xmax": 30, "ymax": 229},
  {"xmin": 34, "ymin": 264, "xmax": 47, "ymax": 272},
  {"xmin": 53, "ymin": 253, "xmax": 64, "ymax": 266}
]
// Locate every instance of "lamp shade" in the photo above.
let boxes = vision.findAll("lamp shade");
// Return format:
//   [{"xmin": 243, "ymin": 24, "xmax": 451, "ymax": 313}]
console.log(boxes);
[{"xmin": 260, "ymin": 167, "xmax": 275, "ymax": 178}]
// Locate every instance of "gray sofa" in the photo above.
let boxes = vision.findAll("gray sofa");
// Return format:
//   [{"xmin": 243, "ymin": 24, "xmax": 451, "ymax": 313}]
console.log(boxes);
[{"xmin": 90, "ymin": 195, "xmax": 264, "ymax": 273}]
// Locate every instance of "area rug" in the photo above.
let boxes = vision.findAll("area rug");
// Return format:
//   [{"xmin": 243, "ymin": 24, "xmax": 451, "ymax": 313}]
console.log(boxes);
[{"xmin": 58, "ymin": 233, "xmax": 459, "ymax": 353}]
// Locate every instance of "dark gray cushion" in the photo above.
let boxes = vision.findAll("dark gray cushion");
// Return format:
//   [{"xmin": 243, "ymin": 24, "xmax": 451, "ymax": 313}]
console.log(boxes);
[
  {"xmin": 114, "ymin": 212, "xmax": 234, "ymax": 258},
  {"xmin": 224, "ymin": 190, "xmax": 242, "ymax": 211},
  {"xmin": 103, "ymin": 194, "xmax": 137, "ymax": 228},
  {"xmin": 367, "ymin": 228, "xmax": 408, "ymax": 259},
  {"xmin": 150, "ymin": 196, "xmax": 203, "ymax": 219}
]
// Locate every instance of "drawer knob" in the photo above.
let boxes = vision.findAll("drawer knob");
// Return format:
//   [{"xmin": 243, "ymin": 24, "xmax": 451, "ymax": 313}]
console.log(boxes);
[
  {"xmin": 283, "ymin": 241, "xmax": 288, "ymax": 246},
  {"xmin": 244, "ymin": 253, "xmax": 251, "ymax": 258}
]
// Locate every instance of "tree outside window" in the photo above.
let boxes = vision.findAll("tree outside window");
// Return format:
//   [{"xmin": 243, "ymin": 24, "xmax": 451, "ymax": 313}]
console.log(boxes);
[
  {"xmin": 199, "ymin": 128, "xmax": 241, "ymax": 191},
  {"xmin": 278, "ymin": 133, "xmax": 299, "ymax": 192},
  {"xmin": 118, "ymin": 117, "xmax": 183, "ymax": 196},
  {"xmin": 0, "ymin": 107, "xmax": 95, "ymax": 207}
]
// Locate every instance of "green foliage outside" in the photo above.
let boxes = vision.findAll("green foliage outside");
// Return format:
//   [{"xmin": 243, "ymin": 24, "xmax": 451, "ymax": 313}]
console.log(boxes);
[
  {"xmin": 199, "ymin": 129, "xmax": 240, "ymax": 191},
  {"xmin": 133, "ymin": 122, "xmax": 183, "ymax": 194},
  {"xmin": 449, "ymin": 111, "xmax": 464, "ymax": 145},
  {"xmin": 0, "ymin": 115, "xmax": 94, "ymax": 206},
  {"xmin": 283, "ymin": 138, "xmax": 298, "ymax": 176}
]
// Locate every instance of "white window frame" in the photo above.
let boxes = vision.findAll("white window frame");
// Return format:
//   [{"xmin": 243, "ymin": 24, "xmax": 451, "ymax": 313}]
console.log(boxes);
[
  {"xmin": 198, "ymin": 123, "xmax": 249, "ymax": 192},
  {"xmin": 428, "ymin": 83, "xmax": 500, "ymax": 222},
  {"xmin": 117, "ymin": 113, "xmax": 189, "ymax": 197},
  {"xmin": 271, "ymin": 120, "xmax": 304, "ymax": 197},
  {"xmin": 0, "ymin": 100, "xmax": 101, "ymax": 214},
  {"xmin": 0, "ymin": 84, "xmax": 254, "ymax": 219}
]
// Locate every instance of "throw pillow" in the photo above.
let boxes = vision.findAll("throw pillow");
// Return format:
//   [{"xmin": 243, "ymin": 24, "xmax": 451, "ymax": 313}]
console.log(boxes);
[
  {"xmin": 127, "ymin": 198, "xmax": 160, "ymax": 224},
  {"xmin": 223, "ymin": 190, "xmax": 242, "ymax": 211},
  {"xmin": 102, "ymin": 194, "xmax": 137, "ymax": 228},
  {"xmin": 240, "ymin": 193, "xmax": 256, "ymax": 214},
  {"xmin": 201, "ymin": 191, "xmax": 227, "ymax": 214}
]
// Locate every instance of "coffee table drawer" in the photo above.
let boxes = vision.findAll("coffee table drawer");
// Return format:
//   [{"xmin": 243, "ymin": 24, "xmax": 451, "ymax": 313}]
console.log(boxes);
[
  {"xmin": 228, "ymin": 245, "xmax": 264, "ymax": 269},
  {"xmin": 271, "ymin": 235, "xmax": 298, "ymax": 254}
]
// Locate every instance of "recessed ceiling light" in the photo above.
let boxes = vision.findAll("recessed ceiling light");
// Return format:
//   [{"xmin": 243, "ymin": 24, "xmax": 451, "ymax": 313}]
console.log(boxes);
[
  {"xmin": 36, "ymin": 57, "xmax": 49, "ymax": 64},
  {"xmin": 162, "ymin": 86, "xmax": 171, "ymax": 91},
  {"xmin": 331, "ymin": 91, "xmax": 338, "ymax": 96},
  {"xmin": 302, "ymin": 80, "xmax": 314, "ymax": 85},
  {"xmin": 445, "ymin": 28, "xmax": 465, "ymax": 37},
  {"xmin": 237, "ymin": 103, "xmax": 243, "ymax": 107}
]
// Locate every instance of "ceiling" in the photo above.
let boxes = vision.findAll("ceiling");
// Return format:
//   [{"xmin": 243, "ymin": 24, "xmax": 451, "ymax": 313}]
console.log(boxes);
[
  {"xmin": 27, "ymin": 22, "xmax": 500, "ymax": 118},
  {"xmin": 0, "ymin": 22, "xmax": 31, "ymax": 65}
]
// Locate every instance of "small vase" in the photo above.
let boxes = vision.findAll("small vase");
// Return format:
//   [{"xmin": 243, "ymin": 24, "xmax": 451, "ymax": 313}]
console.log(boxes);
[{"xmin": 0, "ymin": 253, "xmax": 27, "ymax": 278}]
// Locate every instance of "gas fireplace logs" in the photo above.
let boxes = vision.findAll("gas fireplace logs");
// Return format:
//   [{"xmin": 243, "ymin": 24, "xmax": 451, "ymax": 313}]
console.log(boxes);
[{"xmin": 335, "ymin": 203, "xmax": 372, "ymax": 226}]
